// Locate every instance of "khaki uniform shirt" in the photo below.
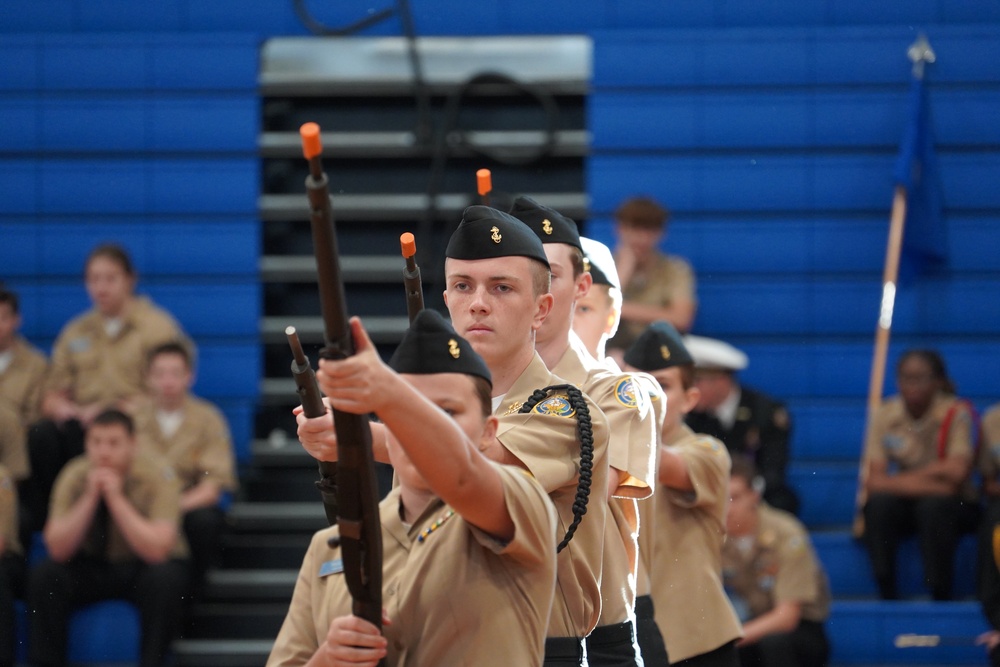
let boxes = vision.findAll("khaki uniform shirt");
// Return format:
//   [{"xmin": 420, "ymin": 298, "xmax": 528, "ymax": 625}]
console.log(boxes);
[
  {"xmin": 632, "ymin": 373, "xmax": 665, "ymax": 600},
  {"xmin": 866, "ymin": 392, "xmax": 976, "ymax": 500},
  {"xmin": 494, "ymin": 352, "xmax": 611, "ymax": 638},
  {"xmin": 652, "ymin": 425, "xmax": 742, "ymax": 661},
  {"xmin": 49, "ymin": 452, "xmax": 187, "ymax": 562},
  {"xmin": 978, "ymin": 403, "xmax": 1000, "ymax": 482},
  {"xmin": 0, "ymin": 335, "xmax": 48, "ymax": 427},
  {"xmin": 0, "ymin": 402, "xmax": 29, "ymax": 481},
  {"xmin": 552, "ymin": 333, "xmax": 658, "ymax": 626},
  {"xmin": 134, "ymin": 396, "xmax": 237, "ymax": 493},
  {"xmin": 44, "ymin": 296, "xmax": 188, "ymax": 406},
  {"xmin": 0, "ymin": 464, "xmax": 21, "ymax": 556},
  {"xmin": 609, "ymin": 253, "xmax": 696, "ymax": 350},
  {"xmin": 268, "ymin": 464, "xmax": 558, "ymax": 667},
  {"xmin": 722, "ymin": 503, "xmax": 830, "ymax": 624}
]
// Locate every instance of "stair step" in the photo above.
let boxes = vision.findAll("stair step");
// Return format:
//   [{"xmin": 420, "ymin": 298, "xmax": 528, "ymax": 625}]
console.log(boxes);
[
  {"xmin": 187, "ymin": 603, "xmax": 289, "ymax": 639},
  {"xmin": 259, "ymin": 315, "xmax": 409, "ymax": 346},
  {"xmin": 259, "ymin": 191, "xmax": 588, "ymax": 222},
  {"xmin": 260, "ymin": 254, "xmax": 404, "ymax": 283},
  {"xmin": 251, "ymin": 439, "xmax": 315, "ymax": 467},
  {"xmin": 228, "ymin": 502, "xmax": 328, "ymax": 533},
  {"xmin": 221, "ymin": 534, "xmax": 314, "ymax": 570},
  {"xmin": 260, "ymin": 129, "xmax": 588, "ymax": 158},
  {"xmin": 205, "ymin": 569, "xmax": 298, "ymax": 602},
  {"xmin": 173, "ymin": 639, "xmax": 274, "ymax": 667},
  {"xmin": 243, "ymin": 467, "xmax": 331, "ymax": 503}
]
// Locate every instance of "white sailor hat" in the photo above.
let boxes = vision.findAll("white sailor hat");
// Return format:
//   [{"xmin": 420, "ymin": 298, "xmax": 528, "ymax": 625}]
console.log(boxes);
[
  {"xmin": 683, "ymin": 335, "xmax": 749, "ymax": 371},
  {"xmin": 580, "ymin": 237, "xmax": 621, "ymax": 291}
]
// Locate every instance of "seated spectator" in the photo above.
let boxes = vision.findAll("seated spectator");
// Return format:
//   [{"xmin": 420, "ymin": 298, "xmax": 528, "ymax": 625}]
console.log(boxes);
[
  {"xmin": 624, "ymin": 321, "xmax": 743, "ymax": 667},
  {"xmin": 133, "ymin": 342, "xmax": 237, "ymax": 599},
  {"xmin": 862, "ymin": 349, "xmax": 980, "ymax": 601},
  {"xmin": 606, "ymin": 196, "xmax": 697, "ymax": 364},
  {"xmin": 27, "ymin": 409, "xmax": 189, "ymax": 667},
  {"xmin": 684, "ymin": 335, "xmax": 799, "ymax": 515},
  {"xmin": 1, "ymin": 464, "xmax": 26, "ymax": 667},
  {"xmin": 0, "ymin": 287, "xmax": 48, "ymax": 545},
  {"xmin": 976, "ymin": 401, "xmax": 1000, "ymax": 664},
  {"xmin": 24, "ymin": 244, "xmax": 190, "ymax": 535},
  {"xmin": 723, "ymin": 457, "xmax": 831, "ymax": 667},
  {"xmin": 573, "ymin": 237, "xmax": 624, "ymax": 364}
]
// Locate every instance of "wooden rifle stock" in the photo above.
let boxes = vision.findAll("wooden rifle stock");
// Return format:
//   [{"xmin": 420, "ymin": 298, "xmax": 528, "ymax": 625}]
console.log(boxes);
[
  {"xmin": 300, "ymin": 122, "xmax": 384, "ymax": 636},
  {"xmin": 285, "ymin": 326, "xmax": 338, "ymax": 526},
  {"xmin": 399, "ymin": 232, "xmax": 423, "ymax": 324}
]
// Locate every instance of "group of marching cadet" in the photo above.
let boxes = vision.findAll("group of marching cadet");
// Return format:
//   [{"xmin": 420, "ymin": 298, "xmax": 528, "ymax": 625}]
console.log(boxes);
[{"xmin": 3, "ymin": 195, "xmax": 998, "ymax": 667}]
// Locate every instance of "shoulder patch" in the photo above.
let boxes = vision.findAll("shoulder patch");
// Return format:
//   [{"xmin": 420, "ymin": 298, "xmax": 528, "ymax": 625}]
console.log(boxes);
[
  {"xmin": 614, "ymin": 377, "xmax": 638, "ymax": 409},
  {"xmin": 68, "ymin": 336, "xmax": 91, "ymax": 353},
  {"xmin": 696, "ymin": 438, "xmax": 725, "ymax": 455},
  {"xmin": 532, "ymin": 395, "xmax": 575, "ymax": 418}
]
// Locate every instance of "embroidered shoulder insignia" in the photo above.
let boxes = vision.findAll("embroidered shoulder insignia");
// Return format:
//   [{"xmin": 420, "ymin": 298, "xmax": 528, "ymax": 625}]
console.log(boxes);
[
  {"xmin": 614, "ymin": 377, "xmax": 638, "ymax": 409},
  {"xmin": 532, "ymin": 395, "xmax": 575, "ymax": 418},
  {"xmin": 503, "ymin": 401, "xmax": 524, "ymax": 416}
]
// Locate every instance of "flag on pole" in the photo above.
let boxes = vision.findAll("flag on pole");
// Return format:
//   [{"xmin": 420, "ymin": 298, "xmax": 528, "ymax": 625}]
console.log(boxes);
[{"xmin": 893, "ymin": 50, "xmax": 946, "ymax": 282}]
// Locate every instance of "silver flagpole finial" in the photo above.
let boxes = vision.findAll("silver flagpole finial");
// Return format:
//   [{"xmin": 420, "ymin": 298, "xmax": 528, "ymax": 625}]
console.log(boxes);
[{"xmin": 908, "ymin": 33, "xmax": 936, "ymax": 79}]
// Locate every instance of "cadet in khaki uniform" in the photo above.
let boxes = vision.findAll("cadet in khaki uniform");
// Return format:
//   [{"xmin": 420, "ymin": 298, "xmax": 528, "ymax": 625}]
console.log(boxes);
[
  {"xmin": 27, "ymin": 409, "xmax": 189, "ymax": 667},
  {"xmin": 723, "ymin": 458, "xmax": 831, "ymax": 667},
  {"xmin": 512, "ymin": 197, "xmax": 660, "ymax": 667},
  {"xmin": 0, "ymin": 287, "xmax": 48, "ymax": 483},
  {"xmin": 133, "ymin": 342, "xmax": 237, "ymax": 596},
  {"xmin": 624, "ymin": 322, "xmax": 742, "ymax": 667},
  {"xmin": 271, "ymin": 309, "xmax": 557, "ymax": 667},
  {"xmin": 573, "ymin": 238, "xmax": 670, "ymax": 666},
  {"xmin": 862, "ymin": 349, "xmax": 980, "ymax": 601},
  {"xmin": 297, "ymin": 207, "xmax": 611, "ymax": 666},
  {"xmin": 26, "ymin": 244, "xmax": 190, "ymax": 535},
  {"xmin": 978, "ymin": 402, "xmax": 1000, "ymax": 667},
  {"xmin": 0, "ymin": 464, "xmax": 26, "ymax": 667}
]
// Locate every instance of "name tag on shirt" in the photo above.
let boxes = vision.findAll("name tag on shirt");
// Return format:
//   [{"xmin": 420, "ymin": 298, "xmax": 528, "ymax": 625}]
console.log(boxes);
[{"xmin": 319, "ymin": 558, "xmax": 344, "ymax": 577}]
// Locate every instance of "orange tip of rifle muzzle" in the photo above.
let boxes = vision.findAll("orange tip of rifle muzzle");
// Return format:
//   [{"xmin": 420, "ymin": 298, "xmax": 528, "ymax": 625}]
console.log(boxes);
[
  {"xmin": 300, "ymin": 122, "xmax": 322, "ymax": 159},
  {"xmin": 400, "ymin": 232, "xmax": 416, "ymax": 258},
  {"xmin": 476, "ymin": 169, "xmax": 492, "ymax": 196}
]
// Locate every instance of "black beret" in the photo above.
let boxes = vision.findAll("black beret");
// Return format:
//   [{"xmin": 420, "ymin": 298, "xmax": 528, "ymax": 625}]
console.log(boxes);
[
  {"xmin": 623, "ymin": 321, "xmax": 693, "ymax": 371},
  {"xmin": 508, "ymin": 196, "xmax": 582, "ymax": 251},
  {"xmin": 389, "ymin": 309, "xmax": 492, "ymax": 387},
  {"xmin": 445, "ymin": 205, "xmax": 550, "ymax": 268}
]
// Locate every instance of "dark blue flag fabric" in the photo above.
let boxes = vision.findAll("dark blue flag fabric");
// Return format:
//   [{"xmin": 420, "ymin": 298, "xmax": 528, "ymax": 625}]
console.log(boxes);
[{"xmin": 894, "ymin": 72, "xmax": 946, "ymax": 282}]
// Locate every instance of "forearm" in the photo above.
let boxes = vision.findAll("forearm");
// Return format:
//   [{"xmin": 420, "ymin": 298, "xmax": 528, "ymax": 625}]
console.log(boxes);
[
  {"xmin": 180, "ymin": 480, "xmax": 222, "ymax": 513},
  {"xmin": 738, "ymin": 602, "xmax": 801, "ymax": 646},
  {"xmin": 658, "ymin": 446, "xmax": 694, "ymax": 491},
  {"xmin": 867, "ymin": 468, "xmax": 956, "ymax": 497},
  {"xmin": 44, "ymin": 494, "xmax": 100, "ymax": 562},
  {"xmin": 104, "ymin": 493, "xmax": 177, "ymax": 563},
  {"xmin": 620, "ymin": 299, "xmax": 695, "ymax": 331}
]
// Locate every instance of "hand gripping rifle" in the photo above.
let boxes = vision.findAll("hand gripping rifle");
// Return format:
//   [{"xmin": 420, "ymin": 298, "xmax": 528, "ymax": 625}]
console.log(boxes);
[
  {"xmin": 399, "ymin": 232, "xmax": 424, "ymax": 324},
  {"xmin": 300, "ymin": 122, "xmax": 384, "ymax": 634},
  {"xmin": 285, "ymin": 326, "xmax": 338, "ymax": 526}
]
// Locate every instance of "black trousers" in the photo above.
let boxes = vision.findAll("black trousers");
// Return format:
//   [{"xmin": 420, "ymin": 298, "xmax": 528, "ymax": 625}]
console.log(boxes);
[
  {"xmin": 27, "ymin": 556, "xmax": 189, "ymax": 667},
  {"xmin": 544, "ymin": 636, "xmax": 586, "ymax": 666},
  {"xmin": 586, "ymin": 619, "xmax": 641, "ymax": 667},
  {"xmin": 22, "ymin": 419, "xmax": 85, "ymax": 534},
  {"xmin": 737, "ymin": 620, "xmax": 829, "ymax": 667},
  {"xmin": 979, "ymin": 499, "xmax": 1000, "ymax": 630},
  {"xmin": 634, "ymin": 595, "xmax": 669, "ymax": 666},
  {"xmin": 0, "ymin": 551, "xmax": 27, "ymax": 667},
  {"xmin": 864, "ymin": 492, "xmax": 980, "ymax": 600},
  {"xmin": 184, "ymin": 505, "xmax": 225, "ymax": 597},
  {"xmin": 672, "ymin": 640, "xmax": 739, "ymax": 667}
]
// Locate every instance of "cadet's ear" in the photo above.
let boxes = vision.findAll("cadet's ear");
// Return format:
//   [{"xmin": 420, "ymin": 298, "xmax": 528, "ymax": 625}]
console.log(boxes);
[{"xmin": 683, "ymin": 386, "xmax": 701, "ymax": 413}]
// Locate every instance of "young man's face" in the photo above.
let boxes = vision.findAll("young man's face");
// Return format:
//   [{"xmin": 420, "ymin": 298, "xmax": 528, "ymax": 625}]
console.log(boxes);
[
  {"xmin": 85, "ymin": 256, "xmax": 134, "ymax": 318},
  {"xmin": 615, "ymin": 223, "xmax": 663, "ymax": 261},
  {"xmin": 646, "ymin": 366, "xmax": 699, "ymax": 436},
  {"xmin": 443, "ymin": 256, "xmax": 551, "ymax": 369},
  {"xmin": 536, "ymin": 244, "xmax": 591, "ymax": 347},
  {"xmin": 693, "ymin": 369, "xmax": 733, "ymax": 411},
  {"xmin": 147, "ymin": 352, "xmax": 193, "ymax": 404},
  {"xmin": 389, "ymin": 372, "xmax": 498, "ymax": 490},
  {"xmin": 573, "ymin": 285, "xmax": 616, "ymax": 357},
  {"xmin": 726, "ymin": 474, "xmax": 759, "ymax": 536},
  {"xmin": 86, "ymin": 422, "xmax": 136, "ymax": 474},
  {"xmin": 0, "ymin": 302, "xmax": 20, "ymax": 350}
]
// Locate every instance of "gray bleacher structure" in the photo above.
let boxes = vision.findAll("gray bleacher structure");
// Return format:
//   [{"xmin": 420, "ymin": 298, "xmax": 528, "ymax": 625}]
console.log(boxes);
[{"xmin": 2, "ymin": 1, "xmax": 1000, "ymax": 666}]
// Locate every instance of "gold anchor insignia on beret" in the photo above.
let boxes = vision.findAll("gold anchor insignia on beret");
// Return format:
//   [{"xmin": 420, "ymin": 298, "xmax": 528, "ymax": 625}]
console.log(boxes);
[
  {"xmin": 541, "ymin": 219, "xmax": 553, "ymax": 235},
  {"xmin": 447, "ymin": 339, "xmax": 460, "ymax": 359},
  {"xmin": 490, "ymin": 226, "xmax": 502, "ymax": 244},
  {"xmin": 660, "ymin": 345, "xmax": 671, "ymax": 360}
]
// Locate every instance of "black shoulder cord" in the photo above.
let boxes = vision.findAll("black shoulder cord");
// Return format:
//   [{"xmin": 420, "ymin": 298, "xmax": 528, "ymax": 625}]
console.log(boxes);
[{"xmin": 518, "ymin": 384, "xmax": 593, "ymax": 553}]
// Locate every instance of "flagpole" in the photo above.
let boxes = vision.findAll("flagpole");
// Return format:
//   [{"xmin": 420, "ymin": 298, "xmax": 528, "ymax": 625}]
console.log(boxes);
[{"xmin": 853, "ymin": 34, "xmax": 936, "ymax": 538}]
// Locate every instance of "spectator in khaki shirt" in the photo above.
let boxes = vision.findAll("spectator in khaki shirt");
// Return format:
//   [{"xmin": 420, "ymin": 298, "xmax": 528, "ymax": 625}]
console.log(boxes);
[
  {"xmin": 269, "ymin": 310, "xmax": 557, "ymax": 667},
  {"xmin": 978, "ymin": 403, "xmax": 1000, "ymax": 666},
  {"xmin": 24, "ymin": 244, "xmax": 190, "ymax": 535},
  {"xmin": 723, "ymin": 458, "xmax": 831, "ymax": 667},
  {"xmin": 133, "ymin": 342, "xmax": 237, "ymax": 598},
  {"xmin": 0, "ymin": 463, "xmax": 26, "ymax": 667},
  {"xmin": 26, "ymin": 409, "xmax": 189, "ymax": 667}
]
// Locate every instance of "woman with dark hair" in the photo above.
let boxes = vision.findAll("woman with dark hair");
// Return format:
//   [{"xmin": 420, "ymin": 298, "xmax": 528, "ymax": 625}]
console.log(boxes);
[
  {"xmin": 862, "ymin": 349, "xmax": 981, "ymax": 600},
  {"xmin": 23, "ymin": 243, "xmax": 191, "ymax": 534}
]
